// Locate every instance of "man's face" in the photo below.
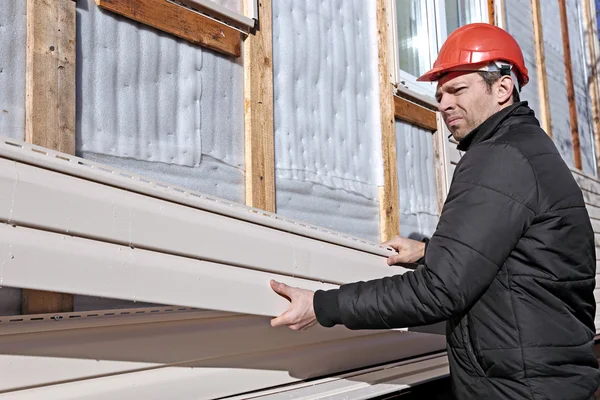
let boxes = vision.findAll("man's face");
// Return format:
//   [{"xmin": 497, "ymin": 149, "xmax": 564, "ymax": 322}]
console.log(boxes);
[{"xmin": 435, "ymin": 71, "xmax": 499, "ymax": 141}]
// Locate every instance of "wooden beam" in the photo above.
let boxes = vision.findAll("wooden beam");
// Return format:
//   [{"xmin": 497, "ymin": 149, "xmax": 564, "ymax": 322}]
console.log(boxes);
[
  {"xmin": 531, "ymin": 0, "xmax": 552, "ymax": 138},
  {"xmin": 433, "ymin": 121, "xmax": 449, "ymax": 213},
  {"xmin": 95, "ymin": 0, "xmax": 242, "ymax": 57},
  {"xmin": 377, "ymin": 0, "xmax": 400, "ymax": 242},
  {"xmin": 582, "ymin": 0, "xmax": 600, "ymax": 173},
  {"xmin": 558, "ymin": 0, "xmax": 582, "ymax": 170},
  {"xmin": 24, "ymin": 0, "xmax": 76, "ymax": 314},
  {"xmin": 394, "ymin": 96, "xmax": 437, "ymax": 131},
  {"xmin": 26, "ymin": 0, "xmax": 76, "ymax": 154},
  {"xmin": 243, "ymin": 0, "xmax": 275, "ymax": 212},
  {"xmin": 487, "ymin": 0, "xmax": 495, "ymax": 25}
]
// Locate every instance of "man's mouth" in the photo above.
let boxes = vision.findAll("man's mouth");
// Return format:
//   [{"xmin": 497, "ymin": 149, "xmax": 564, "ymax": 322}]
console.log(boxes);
[{"xmin": 446, "ymin": 116, "xmax": 462, "ymax": 126}]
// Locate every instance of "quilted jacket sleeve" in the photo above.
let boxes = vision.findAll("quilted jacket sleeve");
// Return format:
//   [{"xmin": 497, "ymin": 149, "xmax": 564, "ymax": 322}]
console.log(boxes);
[{"xmin": 314, "ymin": 142, "xmax": 538, "ymax": 329}]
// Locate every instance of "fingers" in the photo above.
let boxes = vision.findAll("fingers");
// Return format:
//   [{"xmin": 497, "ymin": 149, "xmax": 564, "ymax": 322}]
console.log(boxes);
[
  {"xmin": 272, "ymin": 317, "xmax": 315, "ymax": 331},
  {"xmin": 382, "ymin": 239, "xmax": 399, "ymax": 249},
  {"xmin": 269, "ymin": 280, "xmax": 317, "ymax": 331},
  {"xmin": 270, "ymin": 310, "xmax": 292, "ymax": 327},
  {"xmin": 270, "ymin": 310, "xmax": 303, "ymax": 330},
  {"xmin": 387, "ymin": 254, "xmax": 405, "ymax": 266},
  {"xmin": 382, "ymin": 236, "xmax": 404, "ymax": 251},
  {"xmin": 270, "ymin": 279, "xmax": 293, "ymax": 299}
]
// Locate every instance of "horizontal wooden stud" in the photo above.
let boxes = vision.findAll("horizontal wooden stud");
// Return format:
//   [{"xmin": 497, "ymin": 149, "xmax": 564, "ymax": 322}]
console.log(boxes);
[
  {"xmin": 394, "ymin": 95, "xmax": 437, "ymax": 131},
  {"xmin": 96, "ymin": 0, "xmax": 242, "ymax": 57}
]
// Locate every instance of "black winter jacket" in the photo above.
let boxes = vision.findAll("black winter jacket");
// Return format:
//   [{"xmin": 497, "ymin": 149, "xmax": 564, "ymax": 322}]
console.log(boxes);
[{"xmin": 314, "ymin": 102, "xmax": 600, "ymax": 399}]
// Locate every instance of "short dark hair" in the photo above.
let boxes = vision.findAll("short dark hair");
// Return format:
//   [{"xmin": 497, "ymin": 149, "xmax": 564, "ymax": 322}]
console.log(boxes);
[{"xmin": 477, "ymin": 71, "xmax": 520, "ymax": 103}]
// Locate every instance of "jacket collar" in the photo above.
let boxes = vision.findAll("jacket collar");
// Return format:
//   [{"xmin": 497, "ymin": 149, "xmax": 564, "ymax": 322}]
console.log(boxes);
[{"xmin": 456, "ymin": 101, "xmax": 536, "ymax": 151}]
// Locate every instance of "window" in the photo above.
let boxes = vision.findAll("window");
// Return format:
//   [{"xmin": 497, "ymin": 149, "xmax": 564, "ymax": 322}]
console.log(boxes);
[
  {"xmin": 168, "ymin": 0, "xmax": 258, "ymax": 31},
  {"xmin": 391, "ymin": 0, "xmax": 489, "ymax": 97}
]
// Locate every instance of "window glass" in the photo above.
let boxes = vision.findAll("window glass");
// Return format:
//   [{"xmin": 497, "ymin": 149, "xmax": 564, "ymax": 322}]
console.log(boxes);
[
  {"xmin": 394, "ymin": 0, "xmax": 487, "ymax": 94},
  {"xmin": 395, "ymin": 0, "xmax": 432, "ymax": 78},
  {"xmin": 445, "ymin": 0, "xmax": 485, "ymax": 37}
]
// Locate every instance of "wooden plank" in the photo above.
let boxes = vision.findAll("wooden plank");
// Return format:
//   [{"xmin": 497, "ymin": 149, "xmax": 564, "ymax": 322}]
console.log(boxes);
[
  {"xmin": 487, "ymin": 0, "xmax": 495, "ymax": 25},
  {"xmin": 433, "ymin": 126, "xmax": 448, "ymax": 213},
  {"xmin": 24, "ymin": 0, "xmax": 76, "ymax": 314},
  {"xmin": 95, "ymin": 0, "xmax": 241, "ymax": 57},
  {"xmin": 377, "ymin": 0, "xmax": 400, "ymax": 242},
  {"xmin": 394, "ymin": 96, "xmax": 438, "ymax": 132},
  {"xmin": 558, "ymin": 0, "xmax": 582, "ymax": 170},
  {"xmin": 530, "ymin": 0, "xmax": 552, "ymax": 137},
  {"xmin": 21, "ymin": 289, "xmax": 74, "ymax": 315},
  {"xmin": 243, "ymin": 0, "xmax": 275, "ymax": 212},
  {"xmin": 582, "ymin": 0, "xmax": 600, "ymax": 173},
  {"xmin": 26, "ymin": 0, "xmax": 76, "ymax": 154}
]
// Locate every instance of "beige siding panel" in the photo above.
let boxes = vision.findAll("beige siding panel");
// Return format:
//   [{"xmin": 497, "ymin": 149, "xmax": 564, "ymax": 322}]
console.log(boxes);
[
  {"xmin": 587, "ymin": 204, "xmax": 600, "ymax": 220},
  {"xmin": 590, "ymin": 218, "xmax": 600, "ymax": 233}
]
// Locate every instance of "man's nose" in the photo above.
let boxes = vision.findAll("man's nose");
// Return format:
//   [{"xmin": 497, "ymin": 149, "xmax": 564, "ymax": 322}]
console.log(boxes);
[{"xmin": 437, "ymin": 93, "xmax": 454, "ymax": 113}]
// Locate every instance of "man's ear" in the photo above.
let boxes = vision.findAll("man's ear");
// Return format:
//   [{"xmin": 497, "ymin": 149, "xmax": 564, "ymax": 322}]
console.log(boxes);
[{"xmin": 496, "ymin": 75, "xmax": 514, "ymax": 104}]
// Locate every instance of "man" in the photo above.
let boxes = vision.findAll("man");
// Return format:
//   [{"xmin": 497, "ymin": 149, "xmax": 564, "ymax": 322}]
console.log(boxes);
[{"xmin": 269, "ymin": 23, "xmax": 600, "ymax": 399}]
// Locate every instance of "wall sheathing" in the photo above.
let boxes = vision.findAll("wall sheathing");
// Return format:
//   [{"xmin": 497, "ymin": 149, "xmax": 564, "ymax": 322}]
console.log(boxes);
[
  {"xmin": 504, "ymin": 0, "xmax": 542, "ymax": 121},
  {"xmin": 0, "ymin": 1, "xmax": 26, "ymax": 315},
  {"xmin": 567, "ymin": 0, "xmax": 597, "ymax": 177},
  {"xmin": 76, "ymin": 0, "xmax": 245, "ymax": 203},
  {"xmin": 272, "ymin": 0, "xmax": 383, "ymax": 243},
  {"xmin": 395, "ymin": 120, "xmax": 438, "ymax": 238},
  {"xmin": 75, "ymin": 0, "xmax": 245, "ymax": 310},
  {"xmin": 0, "ymin": 1, "xmax": 26, "ymax": 141},
  {"xmin": 540, "ymin": 0, "xmax": 575, "ymax": 167},
  {"xmin": 0, "ymin": 0, "xmax": 246, "ymax": 314}
]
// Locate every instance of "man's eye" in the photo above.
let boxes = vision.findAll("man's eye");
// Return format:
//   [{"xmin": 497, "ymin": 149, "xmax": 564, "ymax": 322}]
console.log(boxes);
[{"xmin": 456, "ymin": 87, "xmax": 466, "ymax": 94}]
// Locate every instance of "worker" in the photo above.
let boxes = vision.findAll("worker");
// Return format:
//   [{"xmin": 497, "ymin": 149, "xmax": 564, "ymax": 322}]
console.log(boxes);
[{"xmin": 269, "ymin": 23, "xmax": 600, "ymax": 399}]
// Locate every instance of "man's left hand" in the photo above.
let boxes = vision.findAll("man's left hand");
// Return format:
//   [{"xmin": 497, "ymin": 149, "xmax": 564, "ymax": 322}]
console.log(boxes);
[{"xmin": 270, "ymin": 280, "xmax": 317, "ymax": 331}]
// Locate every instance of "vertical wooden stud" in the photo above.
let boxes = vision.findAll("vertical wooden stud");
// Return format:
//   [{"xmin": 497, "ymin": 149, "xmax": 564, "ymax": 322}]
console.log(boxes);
[
  {"xmin": 487, "ymin": 0, "xmax": 496, "ymax": 25},
  {"xmin": 23, "ymin": 0, "xmax": 77, "ymax": 314},
  {"xmin": 377, "ymin": 0, "xmax": 400, "ymax": 242},
  {"xmin": 26, "ymin": 0, "xmax": 76, "ymax": 154},
  {"xmin": 244, "ymin": 0, "xmax": 276, "ymax": 212},
  {"xmin": 558, "ymin": 0, "xmax": 582, "ymax": 170},
  {"xmin": 531, "ymin": 0, "xmax": 553, "ymax": 138},
  {"xmin": 433, "ymin": 119, "xmax": 449, "ymax": 214}
]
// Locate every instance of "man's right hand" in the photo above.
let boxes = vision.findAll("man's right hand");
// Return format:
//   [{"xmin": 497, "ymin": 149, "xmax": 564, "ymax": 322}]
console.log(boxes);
[{"xmin": 382, "ymin": 236, "xmax": 426, "ymax": 265}]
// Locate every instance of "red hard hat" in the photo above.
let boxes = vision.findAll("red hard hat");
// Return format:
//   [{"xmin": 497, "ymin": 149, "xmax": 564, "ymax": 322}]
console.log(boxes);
[{"xmin": 418, "ymin": 23, "xmax": 529, "ymax": 88}]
